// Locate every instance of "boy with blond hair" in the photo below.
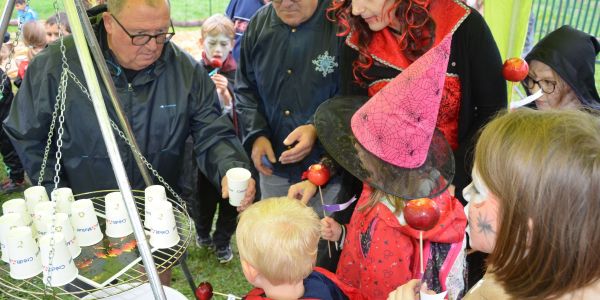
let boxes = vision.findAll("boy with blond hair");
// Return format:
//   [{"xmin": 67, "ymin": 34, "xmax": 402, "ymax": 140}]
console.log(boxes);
[{"xmin": 236, "ymin": 197, "xmax": 359, "ymax": 299}]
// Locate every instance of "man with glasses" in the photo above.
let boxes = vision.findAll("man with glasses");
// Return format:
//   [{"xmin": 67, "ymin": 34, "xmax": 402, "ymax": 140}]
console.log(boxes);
[
  {"xmin": 4, "ymin": 0, "xmax": 256, "ymax": 284},
  {"xmin": 235, "ymin": 0, "xmax": 348, "ymax": 271}
]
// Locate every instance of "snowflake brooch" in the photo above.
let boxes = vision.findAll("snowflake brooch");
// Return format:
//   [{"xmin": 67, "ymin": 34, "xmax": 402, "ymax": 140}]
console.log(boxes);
[{"xmin": 312, "ymin": 51, "xmax": 338, "ymax": 77}]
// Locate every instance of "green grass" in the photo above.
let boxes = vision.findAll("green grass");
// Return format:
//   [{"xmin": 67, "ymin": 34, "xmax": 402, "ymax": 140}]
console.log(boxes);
[{"xmin": 0, "ymin": 0, "xmax": 229, "ymax": 22}]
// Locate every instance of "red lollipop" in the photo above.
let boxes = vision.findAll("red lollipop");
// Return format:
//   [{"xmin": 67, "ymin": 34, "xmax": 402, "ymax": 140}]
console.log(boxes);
[
  {"xmin": 502, "ymin": 57, "xmax": 529, "ymax": 82},
  {"xmin": 403, "ymin": 198, "xmax": 441, "ymax": 274},
  {"xmin": 403, "ymin": 198, "xmax": 441, "ymax": 231},
  {"xmin": 307, "ymin": 163, "xmax": 330, "ymax": 186},
  {"xmin": 306, "ymin": 163, "xmax": 334, "ymax": 256},
  {"xmin": 210, "ymin": 58, "xmax": 223, "ymax": 69},
  {"xmin": 195, "ymin": 281, "xmax": 213, "ymax": 300}
]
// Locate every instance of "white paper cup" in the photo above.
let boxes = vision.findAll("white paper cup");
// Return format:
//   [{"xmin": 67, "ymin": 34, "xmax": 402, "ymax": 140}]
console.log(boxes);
[
  {"xmin": 40, "ymin": 233, "xmax": 78, "ymax": 287},
  {"xmin": 2, "ymin": 198, "xmax": 32, "ymax": 226},
  {"xmin": 149, "ymin": 201, "xmax": 180, "ymax": 249},
  {"xmin": 0, "ymin": 213, "xmax": 25, "ymax": 263},
  {"xmin": 105, "ymin": 192, "xmax": 133, "ymax": 238},
  {"xmin": 7, "ymin": 226, "xmax": 42, "ymax": 280},
  {"xmin": 70, "ymin": 199, "xmax": 103, "ymax": 246},
  {"xmin": 24, "ymin": 186, "xmax": 50, "ymax": 216},
  {"xmin": 51, "ymin": 187, "xmax": 75, "ymax": 216},
  {"xmin": 226, "ymin": 167, "xmax": 251, "ymax": 206},
  {"xmin": 144, "ymin": 185, "xmax": 167, "ymax": 229},
  {"xmin": 41, "ymin": 213, "xmax": 80, "ymax": 259},
  {"xmin": 33, "ymin": 201, "xmax": 57, "ymax": 237}
]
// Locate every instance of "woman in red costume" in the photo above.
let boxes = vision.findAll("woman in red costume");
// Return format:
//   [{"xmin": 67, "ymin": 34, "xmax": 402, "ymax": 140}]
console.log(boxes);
[{"xmin": 328, "ymin": 0, "xmax": 506, "ymax": 293}]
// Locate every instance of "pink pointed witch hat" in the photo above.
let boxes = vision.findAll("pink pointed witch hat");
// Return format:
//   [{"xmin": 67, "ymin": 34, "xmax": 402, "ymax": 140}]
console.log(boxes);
[
  {"xmin": 314, "ymin": 35, "xmax": 454, "ymax": 199},
  {"xmin": 351, "ymin": 34, "xmax": 452, "ymax": 169}
]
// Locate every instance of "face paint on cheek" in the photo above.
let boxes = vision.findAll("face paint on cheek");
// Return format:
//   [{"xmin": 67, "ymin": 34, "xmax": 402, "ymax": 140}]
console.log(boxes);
[{"xmin": 202, "ymin": 33, "xmax": 233, "ymax": 61}]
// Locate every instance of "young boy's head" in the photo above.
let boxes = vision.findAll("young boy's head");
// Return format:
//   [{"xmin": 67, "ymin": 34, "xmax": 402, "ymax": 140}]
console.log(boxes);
[
  {"xmin": 45, "ymin": 12, "xmax": 71, "ymax": 44},
  {"xmin": 199, "ymin": 14, "xmax": 234, "ymax": 63},
  {"xmin": 22, "ymin": 21, "xmax": 46, "ymax": 60},
  {"xmin": 15, "ymin": 0, "xmax": 27, "ymax": 11},
  {"xmin": 236, "ymin": 197, "xmax": 320, "ymax": 287}
]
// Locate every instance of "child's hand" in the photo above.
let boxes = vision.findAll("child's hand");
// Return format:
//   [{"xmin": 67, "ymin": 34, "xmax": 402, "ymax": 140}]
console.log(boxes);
[
  {"xmin": 387, "ymin": 280, "xmax": 433, "ymax": 300},
  {"xmin": 321, "ymin": 217, "xmax": 342, "ymax": 241},
  {"xmin": 287, "ymin": 180, "xmax": 317, "ymax": 205},
  {"xmin": 211, "ymin": 73, "xmax": 232, "ymax": 107}
]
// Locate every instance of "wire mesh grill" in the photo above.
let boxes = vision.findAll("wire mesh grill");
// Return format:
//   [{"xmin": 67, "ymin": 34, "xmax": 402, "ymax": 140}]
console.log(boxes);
[{"xmin": 0, "ymin": 189, "xmax": 192, "ymax": 299}]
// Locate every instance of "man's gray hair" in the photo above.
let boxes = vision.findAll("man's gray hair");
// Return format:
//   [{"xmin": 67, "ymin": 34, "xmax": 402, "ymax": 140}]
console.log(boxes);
[{"xmin": 107, "ymin": 0, "xmax": 170, "ymax": 16}]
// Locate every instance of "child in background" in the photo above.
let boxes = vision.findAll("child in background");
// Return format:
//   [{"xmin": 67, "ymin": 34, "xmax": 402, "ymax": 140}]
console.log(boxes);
[
  {"xmin": 180, "ymin": 14, "xmax": 239, "ymax": 264},
  {"xmin": 12, "ymin": 0, "xmax": 38, "ymax": 26},
  {"xmin": 198, "ymin": 14, "xmax": 237, "ymax": 117},
  {"xmin": 15, "ymin": 21, "xmax": 46, "ymax": 88},
  {"xmin": 45, "ymin": 12, "xmax": 71, "ymax": 44},
  {"xmin": 237, "ymin": 197, "xmax": 360, "ymax": 300}
]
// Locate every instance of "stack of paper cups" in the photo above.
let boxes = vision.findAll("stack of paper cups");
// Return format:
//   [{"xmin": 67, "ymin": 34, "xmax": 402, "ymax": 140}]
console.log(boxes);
[
  {"xmin": 7, "ymin": 226, "xmax": 42, "ymax": 280},
  {"xmin": 144, "ymin": 185, "xmax": 167, "ymax": 229},
  {"xmin": 2, "ymin": 198, "xmax": 35, "ymax": 236},
  {"xmin": 39, "ymin": 233, "xmax": 78, "ymax": 287},
  {"xmin": 24, "ymin": 186, "xmax": 50, "ymax": 217},
  {"xmin": 105, "ymin": 192, "xmax": 133, "ymax": 238},
  {"xmin": 41, "ymin": 213, "xmax": 80, "ymax": 258},
  {"xmin": 70, "ymin": 199, "xmax": 103, "ymax": 246},
  {"xmin": 33, "ymin": 201, "xmax": 57, "ymax": 237},
  {"xmin": 51, "ymin": 187, "xmax": 75, "ymax": 217},
  {"xmin": 0, "ymin": 213, "xmax": 25, "ymax": 263},
  {"xmin": 149, "ymin": 200, "xmax": 180, "ymax": 249}
]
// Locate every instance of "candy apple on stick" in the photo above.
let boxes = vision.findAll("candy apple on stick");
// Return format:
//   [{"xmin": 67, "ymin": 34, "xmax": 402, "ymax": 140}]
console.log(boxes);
[
  {"xmin": 502, "ymin": 57, "xmax": 529, "ymax": 106},
  {"xmin": 403, "ymin": 198, "xmax": 441, "ymax": 274},
  {"xmin": 306, "ymin": 163, "xmax": 336, "ymax": 256},
  {"xmin": 195, "ymin": 281, "xmax": 242, "ymax": 299}
]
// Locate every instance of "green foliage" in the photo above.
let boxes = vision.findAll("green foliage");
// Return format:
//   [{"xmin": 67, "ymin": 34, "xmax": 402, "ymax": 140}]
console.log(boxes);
[{"xmin": 0, "ymin": 0, "xmax": 229, "ymax": 21}]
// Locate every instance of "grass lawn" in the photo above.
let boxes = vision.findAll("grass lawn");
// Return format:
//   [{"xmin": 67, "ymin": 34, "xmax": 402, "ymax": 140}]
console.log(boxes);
[{"xmin": 0, "ymin": 0, "xmax": 229, "ymax": 22}]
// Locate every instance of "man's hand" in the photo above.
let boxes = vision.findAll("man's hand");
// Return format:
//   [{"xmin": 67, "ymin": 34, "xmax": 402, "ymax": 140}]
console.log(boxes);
[
  {"xmin": 251, "ymin": 136, "xmax": 276, "ymax": 175},
  {"xmin": 211, "ymin": 74, "xmax": 232, "ymax": 107},
  {"xmin": 222, "ymin": 176, "xmax": 256, "ymax": 212},
  {"xmin": 321, "ymin": 217, "xmax": 342, "ymax": 242},
  {"xmin": 279, "ymin": 124, "xmax": 317, "ymax": 164},
  {"xmin": 287, "ymin": 180, "xmax": 317, "ymax": 205}
]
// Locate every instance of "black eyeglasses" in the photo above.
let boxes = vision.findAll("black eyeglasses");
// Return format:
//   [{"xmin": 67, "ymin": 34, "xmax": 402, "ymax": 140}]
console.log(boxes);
[
  {"xmin": 522, "ymin": 76, "xmax": 557, "ymax": 94},
  {"xmin": 111, "ymin": 14, "xmax": 175, "ymax": 46}
]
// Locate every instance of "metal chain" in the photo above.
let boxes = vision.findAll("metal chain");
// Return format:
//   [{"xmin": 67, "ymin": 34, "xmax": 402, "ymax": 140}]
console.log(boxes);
[{"xmin": 41, "ymin": 0, "xmax": 73, "ymax": 293}]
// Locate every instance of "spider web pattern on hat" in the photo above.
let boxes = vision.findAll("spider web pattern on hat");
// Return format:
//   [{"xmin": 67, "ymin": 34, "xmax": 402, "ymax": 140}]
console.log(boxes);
[{"xmin": 351, "ymin": 34, "xmax": 453, "ymax": 169}]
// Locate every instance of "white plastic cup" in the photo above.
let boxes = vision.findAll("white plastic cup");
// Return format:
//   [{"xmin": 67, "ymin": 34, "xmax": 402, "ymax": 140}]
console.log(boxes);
[
  {"xmin": 226, "ymin": 167, "xmax": 251, "ymax": 206},
  {"xmin": 7, "ymin": 226, "xmax": 42, "ymax": 280},
  {"xmin": 41, "ymin": 213, "xmax": 80, "ymax": 259},
  {"xmin": 40, "ymin": 233, "xmax": 78, "ymax": 287},
  {"xmin": 24, "ymin": 186, "xmax": 50, "ymax": 216},
  {"xmin": 0, "ymin": 213, "xmax": 25, "ymax": 263},
  {"xmin": 105, "ymin": 192, "xmax": 133, "ymax": 238},
  {"xmin": 2, "ymin": 198, "xmax": 33, "ymax": 227},
  {"xmin": 51, "ymin": 187, "xmax": 75, "ymax": 216},
  {"xmin": 70, "ymin": 199, "xmax": 103, "ymax": 246},
  {"xmin": 149, "ymin": 201, "xmax": 180, "ymax": 249},
  {"xmin": 144, "ymin": 185, "xmax": 167, "ymax": 229},
  {"xmin": 33, "ymin": 201, "xmax": 57, "ymax": 237}
]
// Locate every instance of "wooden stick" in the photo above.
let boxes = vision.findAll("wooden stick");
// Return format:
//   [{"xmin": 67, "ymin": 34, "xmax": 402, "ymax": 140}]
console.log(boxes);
[
  {"xmin": 420, "ymin": 231, "xmax": 424, "ymax": 275},
  {"xmin": 213, "ymin": 291, "xmax": 241, "ymax": 299},
  {"xmin": 318, "ymin": 186, "xmax": 333, "ymax": 257}
]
